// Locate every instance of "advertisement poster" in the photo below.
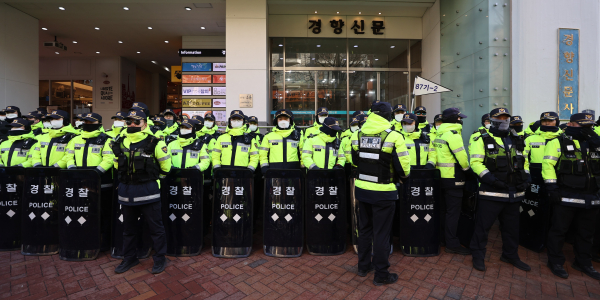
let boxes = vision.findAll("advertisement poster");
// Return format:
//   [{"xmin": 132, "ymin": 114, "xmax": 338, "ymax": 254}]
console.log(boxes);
[
  {"xmin": 182, "ymin": 87, "xmax": 211, "ymax": 96},
  {"xmin": 213, "ymin": 63, "xmax": 226, "ymax": 71},
  {"xmin": 213, "ymin": 87, "xmax": 226, "ymax": 96},
  {"xmin": 182, "ymin": 99, "xmax": 212, "ymax": 108},
  {"xmin": 182, "ymin": 75, "xmax": 211, "ymax": 84},
  {"xmin": 213, "ymin": 75, "xmax": 226, "ymax": 84},
  {"xmin": 182, "ymin": 62, "xmax": 212, "ymax": 72},
  {"xmin": 212, "ymin": 99, "xmax": 226, "ymax": 107},
  {"xmin": 171, "ymin": 66, "xmax": 182, "ymax": 82}
]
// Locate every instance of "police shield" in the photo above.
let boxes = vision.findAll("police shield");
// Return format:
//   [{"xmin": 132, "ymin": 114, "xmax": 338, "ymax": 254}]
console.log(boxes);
[
  {"xmin": 162, "ymin": 168, "xmax": 203, "ymax": 256},
  {"xmin": 400, "ymin": 169, "xmax": 441, "ymax": 256},
  {"xmin": 0, "ymin": 167, "xmax": 25, "ymax": 251},
  {"xmin": 21, "ymin": 167, "xmax": 60, "ymax": 255},
  {"xmin": 457, "ymin": 179, "xmax": 479, "ymax": 248},
  {"xmin": 58, "ymin": 169, "xmax": 101, "ymax": 261},
  {"xmin": 263, "ymin": 169, "xmax": 303, "ymax": 257},
  {"xmin": 110, "ymin": 170, "xmax": 152, "ymax": 259},
  {"xmin": 99, "ymin": 172, "xmax": 114, "ymax": 252},
  {"xmin": 212, "ymin": 168, "xmax": 254, "ymax": 258},
  {"xmin": 305, "ymin": 169, "xmax": 347, "ymax": 255},
  {"xmin": 349, "ymin": 175, "xmax": 359, "ymax": 254},
  {"xmin": 519, "ymin": 169, "xmax": 549, "ymax": 252}
]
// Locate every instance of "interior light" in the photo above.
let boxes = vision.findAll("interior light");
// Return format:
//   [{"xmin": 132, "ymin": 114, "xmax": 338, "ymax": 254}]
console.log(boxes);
[
  {"xmin": 123, "ymin": 7, "xmax": 129, "ymax": 10},
  {"xmin": 278, "ymin": 44, "xmax": 283, "ymax": 47},
  {"xmin": 58, "ymin": 7, "xmax": 65, "ymax": 10},
  {"xmin": 164, "ymin": 67, "xmax": 170, "ymax": 71},
  {"xmin": 42, "ymin": 27, "xmax": 48, "ymax": 30},
  {"xmin": 96, "ymin": 52, "xmax": 100, "ymax": 54},
  {"xmin": 148, "ymin": 27, "xmax": 153, "ymax": 29},
  {"xmin": 72, "ymin": 41, "xmax": 77, "ymax": 44},
  {"xmin": 151, "ymin": 61, "xmax": 157, "ymax": 64},
  {"xmin": 55, "ymin": 52, "xmax": 59, "ymax": 54},
  {"xmin": 353, "ymin": 45, "xmax": 358, "ymax": 47},
  {"xmin": 185, "ymin": 7, "xmax": 192, "ymax": 11},
  {"xmin": 200, "ymin": 27, "xmax": 206, "ymax": 30},
  {"xmin": 165, "ymin": 41, "xmax": 169, "ymax": 43},
  {"xmin": 375, "ymin": 58, "xmax": 379, "ymax": 61},
  {"xmin": 137, "ymin": 51, "xmax": 141, "ymax": 53},
  {"xmin": 379, "ymin": 12, "xmax": 381, "ymax": 15},
  {"xmin": 359, "ymin": 12, "xmax": 362, "ymax": 14},
  {"xmin": 118, "ymin": 41, "xmax": 123, "ymax": 43},
  {"xmin": 95, "ymin": 27, "xmax": 100, "ymax": 30},
  {"xmin": 337, "ymin": 12, "xmax": 339, "ymax": 14},
  {"xmin": 390, "ymin": 45, "xmax": 395, "ymax": 48},
  {"xmin": 316, "ymin": 45, "xmax": 321, "ymax": 47},
  {"xmin": 315, "ymin": 11, "xmax": 317, "ymax": 13}
]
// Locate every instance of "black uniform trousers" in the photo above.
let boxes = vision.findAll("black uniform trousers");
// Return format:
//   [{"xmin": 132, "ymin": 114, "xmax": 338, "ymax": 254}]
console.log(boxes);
[
  {"xmin": 442, "ymin": 188, "xmax": 463, "ymax": 249},
  {"xmin": 547, "ymin": 204, "xmax": 599, "ymax": 267},
  {"xmin": 470, "ymin": 199, "xmax": 520, "ymax": 260},
  {"xmin": 357, "ymin": 200, "xmax": 395, "ymax": 278},
  {"xmin": 122, "ymin": 201, "xmax": 167, "ymax": 263}
]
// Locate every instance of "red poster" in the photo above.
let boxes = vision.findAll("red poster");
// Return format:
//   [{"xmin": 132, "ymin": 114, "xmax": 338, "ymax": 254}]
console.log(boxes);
[
  {"xmin": 182, "ymin": 75, "xmax": 212, "ymax": 84},
  {"xmin": 213, "ymin": 75, "xmax": 226, "ymax": 84}
]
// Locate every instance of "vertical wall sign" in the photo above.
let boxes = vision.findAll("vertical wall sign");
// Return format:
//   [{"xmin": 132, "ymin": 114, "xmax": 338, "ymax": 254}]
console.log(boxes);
[{"xmin": 558, "ymin": 28, "xmax": 579, "ymax": 119}]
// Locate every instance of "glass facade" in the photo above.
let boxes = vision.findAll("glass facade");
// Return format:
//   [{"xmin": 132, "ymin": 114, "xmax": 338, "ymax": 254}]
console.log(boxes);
[
  {"xmin": 270, "ymin": 37, "xmax": 422, "ymax": 127},
  {"xmin": 39, "ymin": 80, "xmax": 94, "ymax": 121}
]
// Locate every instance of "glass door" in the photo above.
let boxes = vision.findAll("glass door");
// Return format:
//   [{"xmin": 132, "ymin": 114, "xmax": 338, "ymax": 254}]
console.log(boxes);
[
  {"xmin": 317, "ymin": 71, "xmax": 347, "ymax": 127},
  {"xmin": 285, "ymin": 71, "xmax": 315, "ymax": 127}
]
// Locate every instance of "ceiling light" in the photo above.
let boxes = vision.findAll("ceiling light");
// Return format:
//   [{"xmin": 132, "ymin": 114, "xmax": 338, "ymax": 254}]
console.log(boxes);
[
  {"xmin": 337, "ymin": 12, "xmax": 339, "ymax": 14},
  {"xmin": 278, "ymin": 44, "xmax": 283, "ymax": 47},
  {"xmin": 200, "ymin": 27, "xmax": 206, "ymax": 30},
  {"xmin": 375, "ymin": 58, "xmax": 379, "ymax": 61},
  {"xmin": 316, "ymin": 45, "xmax": 321, "ymax": 47},
  {"xmin": 164, "ymin": 41, "xmax": 169, "ymax": 43},
  {"xmin": 123, "ymin": 7, "xmax": 129, "ymax": 10},
  {"xmin": 42, "ymin": 27, "xmax": 47, "ymax": 30},
  {"xmin": 137, "ymin": 51, "xmax": 140, "ymax": 53},
  {"xmin": 315, "ymin": 11, "xmax": 317, "ymax": 13},
  {"xmin": 148, "ymin": 26, "xmax": 153, "ymax": 30},
  {"xmin": 379, "ymin": 12, "xmax": 382, "ymax": 15},
  {"xmin": 151, "ymin": 61, "xmax": 157, "ymax": 64},
  {"xmin": 359, "ymin": 12, "xmax": 362, "ymax": 14},
  {"xmin": 390, "ymin": 45, "xmax": 395, "ymax": 48},
  {"xmin": 353, "ymin": 45, "xmax": 358, "ymax": 47},
  {"xmin": 118, "ymin": 41, "xmax": 123, "ymax": 43},
  {"xmin": 95, "ymin": 27, "xmax": 100, "ymax": 30},
  {"xmin": 185, "ymin": 7, "xmax": 192, "ymax": 11},
  {"xmin": 96, "ymin": 52, "xmax": 100, "ymax": 54},
  {"xmin": 55, "ymin": 52, "xmax": 59, "ymax": 54},
  {"xmin": 58, "ymin": 7, "xmax": 65, "ymax": 10},
  {"xmin": 72, "ymin": 41, "xmax": 77, "ymax": 43},
  {"xmin": 164, "ymin": 67, "xmax": 169, "ymax": 71}
]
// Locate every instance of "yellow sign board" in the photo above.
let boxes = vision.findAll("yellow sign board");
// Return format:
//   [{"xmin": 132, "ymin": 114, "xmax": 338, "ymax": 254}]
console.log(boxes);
[
  {"xmin": 182, "ymin": 99, "xmax": 212, "ymax": 108},
  {"xmin": 171, "ymin": 66, "xmax": 182, "ymax": 82}
]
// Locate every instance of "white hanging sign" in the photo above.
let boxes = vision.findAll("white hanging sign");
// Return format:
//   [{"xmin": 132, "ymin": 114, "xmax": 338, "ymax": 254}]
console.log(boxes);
[{"xmin": 413, "ymin": 76, "xmax": 452, "ymax": 96}]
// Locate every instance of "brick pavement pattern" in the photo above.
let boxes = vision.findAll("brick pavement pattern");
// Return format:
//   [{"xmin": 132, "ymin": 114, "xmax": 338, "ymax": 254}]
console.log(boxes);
[{"xmin": 2, "ymin": 222, "xmax": 600, "ymax": 300}]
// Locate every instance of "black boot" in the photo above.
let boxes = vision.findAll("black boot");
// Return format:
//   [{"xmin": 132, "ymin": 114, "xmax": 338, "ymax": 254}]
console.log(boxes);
[
  {"xmin": 500, "ymin": 256, "xmax": 531, "ymax": 271},
  {"xmin": 357, "ymin": 264, "xmax": 374, "ymax": 277},
  {"xmin": 115, "ymin": 259, "xmax": 140, "ymax": 274},
  {"xmin": 373, "ymin": 273, "xmax": 398, "ymax": 286},
  {"xmin": 572, "ymin": 262, "xmax": 600, "ymax": 280},
  {"xmin": 547, "ymin": 262, "xmax": 568, "ymax": 279},
  {"xmin": 445, "ymin": 246, "xmax": 471, "ymax": 255},
  {"xmin": 151, "ymin": 259, "xmax": 167, "ymax": 274},
  {"xmin": 472, "ymin": 258, "xmax": 486, "ymax": 271}
]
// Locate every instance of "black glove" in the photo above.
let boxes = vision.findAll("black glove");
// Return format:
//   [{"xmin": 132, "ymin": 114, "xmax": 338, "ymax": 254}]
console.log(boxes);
[
  {"xmin": 464, "ymin": 169, "xmax": 477, "ymax": 181},
  {"xmin": 479, "ymin": 172, "xmax": 497, "ymax": 185},
  {"xmin": 493, "ymin": 180, "xmax": 509, "ymax": 189},
  {"xmin": 261, "ymin": 166, "xmax": 270, "ymax": 176},
  {"xmin": 333, "ymin": 164, "xmax": 344, "ymax": 170},
  {"xmin": 424, "ymin": 162, "xmax": 436, "ymax": 170},
  {"xmin": 549, "ymin": 190, "xmax": 562, "ymax": 204},
  {"xmin": 516, "ymin": 182, "xmax": 529, "ymax": 191},
  {"xmin": 310, "ymin": 166, "xmax": 321, "ymax": 171}
]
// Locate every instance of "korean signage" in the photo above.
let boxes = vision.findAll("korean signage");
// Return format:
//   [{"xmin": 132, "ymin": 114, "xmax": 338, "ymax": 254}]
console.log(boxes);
[
  {"xmin": 178, "ymin": 49, "xmax": 226, "ymax": 57},
  {"xmin": 558, "ymin": 28, "xmax": 579, "ymax": 119},
  {"xmin": 239, "ymin": 94, "xmax": 253, "ymax": 108},
  {"xmin": 182, "ymin": 75, "xmax": 211, "ymax": 84},
  {"xmin": 213, "ymin": 87, "xmax": 226, "ymax": 96},
  {"xmin": 213, "ymin": 75, "xmax": 226, "ymax": 84},
  {"xmin": 182, "ymin": 87, "xmax": 211, "ymax": 96},
  {"xmin": 213, "ymin": 99, "xmax": 226, "ymax": 107},
  {"xmin": 182, "ymin": 99, "xmax": 212, "ymax": 108},
  {"xmin": 307, "ymin": 15, "xmax": 385, "ymax": 38},
  {"xmin": 182, "ymin": 63, "xmax": 212, "ymax": 72},
  {"xmin": 213, "ymin": 63, "xmax": 226, "ymax": 71}
]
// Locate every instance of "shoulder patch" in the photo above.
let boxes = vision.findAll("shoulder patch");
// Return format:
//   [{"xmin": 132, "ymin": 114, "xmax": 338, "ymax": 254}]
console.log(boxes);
[{"xmin": 162, "ymin": 146, "xmax": 168, "ymax": 154}]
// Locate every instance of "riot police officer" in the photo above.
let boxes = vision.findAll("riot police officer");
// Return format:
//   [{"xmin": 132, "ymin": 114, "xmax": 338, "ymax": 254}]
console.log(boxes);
[
  {"xmin": 202, "ymin": 113, "xmax": 220, "ymax": 140},
  {"xmin": 304, "ymin": 107, "xmax": 329, "ymax": 140},
  {"xmin": 390, "ymin": 104, "xmax": 407, "ymax": 132},
  {"xmin": 260, "ymin": 109, "xmax": 303, "ymax": 172},
  {"xmin": 31, "ymin": 110, "xmax": 79, "ymax": 168},
  {"xmin": 414, "ymin": 106, "xmax": 434, "ymax": 134},
  {"xmin": 302, "ymin": 117, "xmax": 345, "ymax": 170},
  {"xmin": 246, "ymin": 116, "xmax": 263, "ymax": 147},
  {"xmin": 469, "ymin": 108, "xmax": 530, "ymax": 272},
  {"xmin": 510, "ymin": 116, "xmax": 525, "ymax": 136},
  {"xmin": 433, "ymin": 114, "xmax": 443, "ymax": 131},
  {"xmin": 400, "ymin": 113, "xmax": 430, "ymax": 168},
  {"xmin": 167, "ymin": 119, "xmax": 210, "ymax": 171},
  {"xmin": 106, "ymin": 112, "xmax": 125, "ymax": 138},
  {"xmin": 73, "ymin": 114, "xmax": 84, "ymax": 132},
  {"xmin": 0, "ymin": 109, "xmax": 8, "ymax": 142},
  {"xmin": 5, "ymin": 106, "xmax": 21, "ymax": 123},
  {"xmin": 112, "ymin": 110, "xmax": 171, "ymax": 274},
  {"xmin": 163, "ymin": 109, "xmax": 179, "ymax": 136},
  {"xmin": 341, "ymin": 114, "xmax": 366, "ymax": 167},
  {"xmin": 431, "ymin": 108, "xmax": 471, "ymax": 255},
  {"xmin": 525, "ymin": 120, "xmax": 541, "ymax": 138},
  {"xmin": 62, "ymin": 113, "xmax": 114, "ymax": 174},
  {"xmin": 350, "ymin": 102, "xmax": 410, "ymax": 285},
  {"xmin": 24, "ymin": 112, "xmax": 44, "ymax": 135},
  {"xmin": 545, "ymin": 113, "xmax": 600, "ymax": 280},
  {"xmin": 469, "ymin": 114, "xmax": 491, "ymax": 147},
  {"xmin": 212, "ymin": 110, "xmax": 259, "ymax": 172},
  {"xmin": 341, "ymin": 111, "xmax": 365, "ymax": 140},
  {"xmin": 0, "ymin": 118, "xmax": 37, "ymax": 167}
]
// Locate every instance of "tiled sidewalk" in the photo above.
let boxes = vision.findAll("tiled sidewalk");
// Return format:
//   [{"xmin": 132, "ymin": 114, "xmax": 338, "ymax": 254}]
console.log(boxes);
[{"xmin": 2, "ymin": 223, "xmax": 600, "ymax": 300}]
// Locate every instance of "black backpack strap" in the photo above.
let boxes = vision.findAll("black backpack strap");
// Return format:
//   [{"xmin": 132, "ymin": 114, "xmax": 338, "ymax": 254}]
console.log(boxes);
[
  {"xmin": 144, "ymin": 136, "xmax": 160, "ymax": 155},
  {"xmin": 192, "ymin": 139, "xmax": 204, "ymax": 151},
  {"xmin": 58, "ymin": 133, "xmax": 76, "ymax": 144},
  {"xmin": 21, "ymin": 138, "xmax": 36, "ymax": 150}
]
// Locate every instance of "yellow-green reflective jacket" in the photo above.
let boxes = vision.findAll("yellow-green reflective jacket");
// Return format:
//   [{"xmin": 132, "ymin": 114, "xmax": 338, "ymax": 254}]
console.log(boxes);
[
  {"xmin": 401, "ymin": 129, "xmax": 430, "ymax": 167},
  {"xmin": 524, "ymin": 129, "xmax": 561, "ymax": 167},
  {"xmin": 62, "ymin": 130, "xmax": 114, "ymax": 173},
  {"xmin": 301, "ymin": 132, "xmax": 345, "ymax": 169},
  {"xmin": 167, "ymin": 136, "xmax": 210, "ymax": 171},
  {"xmin": 212, "ymin": 127, "xmax": 259, "ymax": 171},
  {"xmin": 0, "ymin": 132, "xmax": 37, "ymax": 167},
  {"xmin": 31, "ymin": 125, "xmax": 80, "ymax": 168},
  {"xmin": 432, "ymin": 123, "xmax": 470, "ymax": 188},
  {"xmin": 259, "ymin": 126, "xmax": 304, "ymax": 169}
]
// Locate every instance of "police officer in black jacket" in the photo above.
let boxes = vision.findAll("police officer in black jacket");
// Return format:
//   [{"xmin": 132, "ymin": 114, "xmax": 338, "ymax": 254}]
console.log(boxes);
[{"xmin": 545, "ymin": 113, "xmax": 600, "ymax": 280}]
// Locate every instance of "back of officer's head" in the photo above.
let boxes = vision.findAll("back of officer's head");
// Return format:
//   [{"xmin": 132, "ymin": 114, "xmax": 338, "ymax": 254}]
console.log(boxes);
[
  {"xmin": 441, "ymin": 107, "xmax": 467, "ymax": 124},
  {"xmin": 131, "ymin": 102, "xmax": 149, "ymax": 117},
  {"xmin": 370, "ymin": 102, "xmax": 392, "ymax": 121},
  {"xmin": 319, "ymin": 117, "xmax": 342, "ymax": 137},
  {"xmin": 191, "ymin": 115, "xmax": 204, "ymax": 131}
]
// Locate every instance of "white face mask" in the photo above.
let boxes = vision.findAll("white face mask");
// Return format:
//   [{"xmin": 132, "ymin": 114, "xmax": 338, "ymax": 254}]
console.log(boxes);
[
  {"xmin": 180, "ymin": 128, "xmax": 192, "ymax": 135},
  {"xmin": 75, "ymin": 121, "xmax": 83, "ymax": 127},
  {"xmin": 230, "ymin": 120, "xmax": 243, "ymax": 128},
  {"xmin": 485, "ymin": 123, "xmax": 491, "ymax": 129},
  {"xmin": 114, "ymin": 120, "xmax": 124, "ymax": 128},
  {"xmin": 0, "ymin": 116, "xmax": 5, "ymax": 121},
  {"xmin": 249, "ymin": 124, "xmax": 258, "ymax": 132},
  {"xmin": 403, "ymin": 124, "xmax": 416, "ymax": 133},
  {"xmin": 43, "ymin": 121, "xmax": 52, "ymax": 129},
  {"xmin": 51, "ymin": 119, "xmax": 63, "ymax": 129},
  {"xmin": 351, "ymin": 125, "xmax": 359, "ymax": 133},
  {"xmin": 6, "ymin": 113, "xmax": 18, "ymax": 119},
  {"xmin": 395, "ymin": 114, "xmax": 404, "ymax": 122},
  {"xmin": 318, "ymin": 116, "xmax": 327, "ymax": 123},
  {"xmin": 278, "ymin": 120, "xmax": 290, "ymax": 129},
  {"xmin": 205, "ymin": 121, "xmax": 214, "ymax": 128}
]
